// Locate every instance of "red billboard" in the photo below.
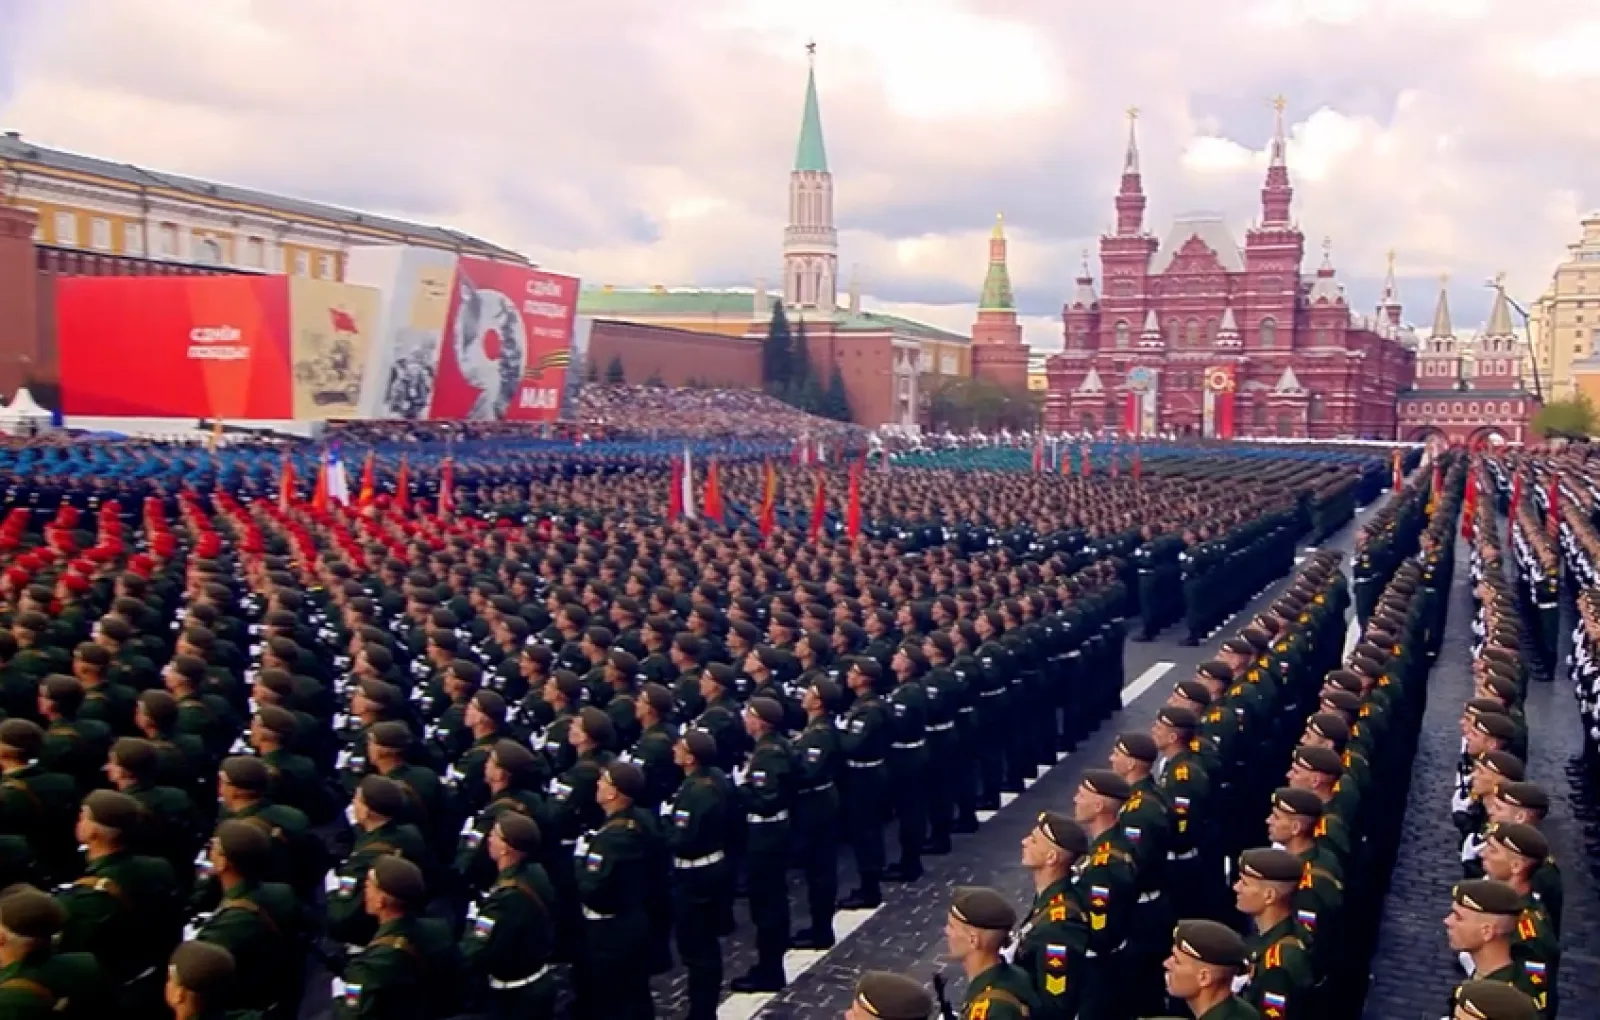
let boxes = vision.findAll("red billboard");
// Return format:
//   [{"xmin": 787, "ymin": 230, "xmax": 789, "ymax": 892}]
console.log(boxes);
[
  {"xmin": 57, "ymin": 276, "xmax": 293, "ymax": 418},
  {"xmin": 426, "ymin": 258, "xmax": 578, "ymax": 422}
]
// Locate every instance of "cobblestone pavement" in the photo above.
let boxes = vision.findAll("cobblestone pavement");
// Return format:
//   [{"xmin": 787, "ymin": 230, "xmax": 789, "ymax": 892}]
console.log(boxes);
[
  {"xmin": 714, "ymin": 502, "xmax": 1386, "ymax": 1020},
  {"xmin": 1363, "ymin": 533, "xmax": 1600, "ymax": 1019}
]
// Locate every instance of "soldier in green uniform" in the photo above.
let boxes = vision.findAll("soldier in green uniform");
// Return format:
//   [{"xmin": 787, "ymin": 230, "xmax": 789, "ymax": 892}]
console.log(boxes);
[
  {"xmin": 461, "ymin": 812, "xmax": 558, "ymax": 1020},
  {"xmin": 164, "ymin": 941, "xmax": 249, "ymax": 1020},
  {"xmin": 943, "ymin": 886, "xmax": 1039, "ymax": 1020},
  {"xmin": 1480, "ymin": 824, "xmax": 1559, "ymax": 1015},
  {"xmin": 333, "ymin": 856, "xmax": 430, "ymax": 1020},
  {"xmin": 848, "ymin": 969, "xmax": 935, "ymax": 1019},
  {"xmin": 1014, "ymin": 811, "xmax": 1090, "ymax": 1020},
  {"xmin": 1449, "ymin": 980, "xmax": 1541, "ymax": 1020},
  {"xmin": 1444, "ymin": 879, "xmax": 1549, "ymax": 1018},
  {"xmin": 0, "ymin": 885, "xmax": 103, "ymax": 1019},
  {"xmin": 1232, "ymin": 848, "xmax": 1312, "ymax": 1020},
  {"xmin": 665, "ymin": 729, "xmax": 734, "ymax": 1020},
  {"xmin": 733, "ymin": 696, "xmax": 795, "ymax": 992},
  {"xmin": 325, "ymin": 776, "xmax": 429, "ymax": 948},
  {"xmin": 1108, "ymin": 731, "xmax": 1171, "ymax": 1015},
  {"xmin": 0, "ymin": 718, "xmax": 79, "ymax": 884},
  {"xmin": 189, "ymin": 820, "xmax": 300, "ymax": 1016},
  {"xmin": 622, "ymin": 683, "xmax": 679, "ymax": 811},
  {"xmin": 1264, "ymin": 788, "xmax": 1342, "ymax": 978},
  {"xmin": 107, "ymin": 737, "xmax": 198, "ymax": 884},
  {"xmin": 1070, "ymin": 769, "xmax": 1138, "ymax": 1020},
  {"xmin": 573, "ymin": 762, "xmax": 657, "ymax": 1020},
  {"xmin": 1162, "ymin": 919, "xmax": 1258, "ymax": 1020},
  {"xmin": 55, "ymin": 789, "xmax": 179, "ymax": 1020},
  {"xmin": 1483, "ymin": 782, "xmax": 1562, "ymax": 931},
  {"xmin": 1152, "ymin": 705, "xmax": 1215, "ymax": 921},
  {"xmin": 839, "ymin": 658, "xmax": 890, "ymax": 910},
  {"xmin": 792, "ymin": 677, "xmax": 843, "ymax": 949}
]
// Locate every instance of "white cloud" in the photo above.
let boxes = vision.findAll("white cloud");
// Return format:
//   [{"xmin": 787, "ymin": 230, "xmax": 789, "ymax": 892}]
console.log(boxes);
[{"xmin": 3, "ymin": 0, "xmax": 1600, "ymax": 348}]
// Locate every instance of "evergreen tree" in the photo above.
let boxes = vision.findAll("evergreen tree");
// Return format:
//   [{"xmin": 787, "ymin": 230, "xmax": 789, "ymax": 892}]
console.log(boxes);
[
  {"xmin": 823, "ymin": 364, "xmax": 852, "ymax": 421},
  {"xmin": 586, "ymin": 360, "xmax": 600, "ymax": 384},
  {"xmin": 790, "ymin": 319, "xmax": 814, "ymax": 410},
  {"xmin": 763, "ymin": 302, "xmax": 794, "ymax": 393},
  {"xmin": 644, "ymin": 370, "xmax": 666, "ymax": 388},
  {"xmin": 605, "ymin": 356, "xmax": 626, "ymax": 384}
]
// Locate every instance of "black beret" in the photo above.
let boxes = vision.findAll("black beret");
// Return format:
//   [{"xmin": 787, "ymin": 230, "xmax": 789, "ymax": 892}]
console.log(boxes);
[
  {"xmin": 1472, "ymin": 713, "xmax": 1517, "ymax": 742},
  {"xmin": 471, "ymin": 689, "xmax": 507, "ymax": 721},
  {"xmin": 949, "ymin": 886, "xmax": 1016, "ymax": 931},
  {"xmin": 1172, "ymin": 680, "xmax": 1211, "ymax": 706},
  {"xmin": 215, "ymin": 819, "xmax": 272, "ymax": 876},
  {"xmin": 1305, "ymin": 713, "xmax": 1350, "ymax": 744},
  {"xmin": 0, "ymin": 719, "xmax": 44, "ymax": 759},
  {"xmin": 1452, "ymin": 878, "xmax": 1524, "ymax": 916},
  {"xmin": 371, "ymin": 854, "xmax": 426, "ymax": 904},
  {"xmin": 1292, "ymin": 744, "xmax": 1344, "ymax": 778},
  {"xmin": 449, "ymin": 660, "xmax": 483, "ymax": 687},
  {"xmin": 355, "ymin": 678, "xmax": 405, "ymax": 712},
  {"xmin": 747, "ymin": 696, "xmax": 784, "ymax": 727},
  {"xmin": 1080, "ymin": 769, "xmax": 1131, "ymax": 801},
  {"xmin": 1321, "ymin": 690, "xmax": 1363, "ymax": 716},
  {"xmin": 256, "ymin": 704, "xmax": 298, "ymax": 738},
  {"xmin": 169, "ymin": 940, "xmax": 237, "ymax": 996},
  {"xmin": 1488, "ymin": 822, "xmax": 1548, "ymax": 861},
  {"xmin": 255, "ymin": 669, "xmax": 295, "ymax": 697},
  {"xmin": 1034, "ymin": 811, "xmax": 1087, "ymax": 856},
  {"xmin": 577, "ymin": 706, "xmax": 614, "ymax": 747},
  {"xmin": 1237, "ymin": 847, "xmax": 1302, "ymax": 884},
  {"xmin": 852, "ymin": 971, "xmax": 933, "ymax": 1020},
  {"xmin": 368, "ymin": 720, "xmax": 412, "ymax": 750},
  {"xmin": 1481, "ymin": 674, "xmax": 1520, "ymax": 702},
  {"xmin": 1323, "ymin": 669, "xmax": 1362, "ymax": 693},
  {"xmin": 702, "ymin": 663, "xmax": 735, "ymax": 689},
  {"xmin": 1172, "ymin": 918, "xmax": 1246, "ymax": 968},
  {"xmin": 1196, "ymin": 661, "xmax": 1231, "ymax": 683},
  {"xmin": 1220, "ymin": 637, "xmax": 1254, "ymax": 657},
  {"xmin": 220, "ymin": 755, "xmax": 272, "ymax": 792},
  {"xmin": 491, "ymin": 738, "xmax": 536, "ymax": 777},
  {"xmin": 604, "ymin": 761, "xmax": 647, "ymax": 801},
  {"xmin": 1155, "ymin": 705, "xmax": 1199, "ymax": 732},
  {"xmin": 849, "ymin": 658, "xmax": 882, "ymax": 682},
  {"xmin": 810, "ymin": 677, "xmax": 845, "ymax": 711},
  {"xmin": 1475, "ymin": 750, "xmax": 1525, "ymax": 781},
  {"xmin": 1495, "ymin": 781, "xmax": 1549, "ymax": 813},
  {"xmin": 357, "ymin": 775, "xmax": 409, "ymax": 819},
  {"xmin": 640, "ymin": 682, "xmax": 675, "ymax": 715},
  {"xmin": 681, "ymin": 728, "xmax": 717, "ymax": 764},
  {"xmin": 1270, "ymin": 786, "xmax": 1324, "ymax": 818},
  {"xmin": 496, "ymin": 812, "xmax": 542, "ymax": 854},
  {"xmin": 1113, "ymin": 732, "xmax": 1158, "ymax": 763},
  {"xmin": 553, "ymin": 671, "xmax": 585, "ymax": 701},
  {"xmin": 0, "ymin": 885, "xmax": 64, "ymax": 939},
  {"xmin": 1452, "ymin": 979, "xmax": 1539, "ymax": 1020},
  {"xmin": 83, "ymin": 789, "xmax": 142, "ymax": 832}
]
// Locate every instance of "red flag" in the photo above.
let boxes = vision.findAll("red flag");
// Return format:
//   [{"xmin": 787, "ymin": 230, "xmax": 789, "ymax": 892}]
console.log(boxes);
[
  {"xmin": 1080, "ymin": 445, "xmax": 1092, "ymax": 477},
  {"xmin": 1110, "ymin": 446, "xmax": 1120, "ymax": 479},
  {"xmin": 846, "ymin": 459, "xmax": 863, "ymax": 543},
  {"xmin": 668, "ymin": 454, "xmax": 685, "ymax": 521},
  {"xmin": 395, "ymin": 456, "xmax": 410, "ymax": 514},
  {"xmin": 807, "ymin": 473, "xmax": 827, "ymax": 542},
  {"xmin": 439, "ymin": 457, "xmax": 456, "ymax": 516},
  {"xmin": 757, "ymin": 460, "xmax": 778, "ymax": 538},
  {"xmin": 1509, "ymin": 467, "xmax": 1523, "ymax": 513},
  {"xmin": 1547, "ymin": 472, "xmax": 1561, "ymax": 537},
  {"xmin": 329, "ymin": 308, "xmax": 359, "ymax": 334},
  {"xmin": 311, "ymin": 457, "xmax": 329, "ymax": 513},
  {"xmin": 1132, "ymin": 448, "xmax": 1142, "ymax": 482},
  {"xmin": 1391, "ymin": 449, "xmax": 1403, "ymax": 490},
  {"xmin": 278, "ymin": 453, "xmax": 296, "ymax": 511},
  {"xmin": 357, "ymin": 452, "xmax": 376, "ymax": 507},
  {"xmin": 1461, "ymin": 468, "xmax": 1477, "ymax": 539},
  {"xmin": 1430, "ymin": 462, "xmax": 1442, "ymax": 506},
  {"xmin": 703, "ymin": 458, "xmax": 725, "ymax": 524},
  {"xmin": 1032, "ymin": 438, "xmax": 1043, "ymax": 475}
]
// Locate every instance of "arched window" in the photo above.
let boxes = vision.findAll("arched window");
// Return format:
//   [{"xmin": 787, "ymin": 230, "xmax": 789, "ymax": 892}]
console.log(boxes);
[
  {"xmin": 1205, "ymin": 318, "xmax": 1219, "ymax": 345},
  {"xmin": 1081, "ymin": 412, "xmax": 1098, "ymax": 431},
  {"xmin": 1315, "ymin": 327, "xmax": 1329, "ymax": 347},
  {"xmin": 1114, "ymin": 320, "xmax": 1130, "ymax": 348},
  {"xmin": 1252, "ymin": 403, "xmax": 1267, "ymax": 427},
  {"xmin": 1166, "ymin": 318, "xmax": 1180, "ymax": 347},
  {"xmin": 1259, "ymin": 317, "xmax": 1277, "ymax": 348},
  {"xmin": 1275, "ymin": 412, "xmax": 1295, "ymax": 437},
  {"xmin": 195, "ymin": 238, "xmax": 223, "ymax": 265},
  {"xmin": 1186, "ymin": 318, "xmax": 1201, "ymax": 348},
  {"xmin": 1309, "ymin": 392, "xmax": 1325, "ymax": 421}
]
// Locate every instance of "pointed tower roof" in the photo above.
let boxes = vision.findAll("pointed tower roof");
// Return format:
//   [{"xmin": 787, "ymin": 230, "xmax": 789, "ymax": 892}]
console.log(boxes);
[
  {"xmin": 1077, "ymin": 367, "xmax": 1104, "ymax": 394},
  {"xmin": 1217, "ymin": 306, "xmax": 1240, "ymax": 338},
  {"xmin": 979, "ymin": 213, "xmax": 1015, "ymax": 310},
  {"xmin": 794, "ymin": 46, "xmax": 829, "ymax": 173},
  {"xmin": 1269, "ymin": 95, "xmax": 1288, "ymax": 168},
  {"xmin": 1378, "ymin": 249, "xmax": 1400, "ymax": 308},
  {"xmin": 1485, "ymin": 273, "xmax": 1515, "ymax": 336},
  {"xmin": 1141, "ymin": 309, "xmax": 1162, "ymax": 337},
  {"xmin": 1070, "ymin": 251, "xmax": 1098, "ymax": 309},
  {"xmin": 1430, "ymin": 275, "xmax": 1454, "ymax": 338},
  {"xmin": 1274, "ymin": 365, "xmax": 1304, "ymax": 394},
  {"xmin": 1123, "ymin": 106, "xmax": 1141, "ymax": 175}
]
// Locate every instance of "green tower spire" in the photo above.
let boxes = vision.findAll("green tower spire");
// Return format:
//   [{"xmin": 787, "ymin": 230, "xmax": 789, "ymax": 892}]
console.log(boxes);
[
  {"xmin": 794, "ymin": 46, "xmax": 829, "ymax": 173},
  {"xmin": 979, "ymin": 213, "xmax": 1015, "ymax": 311}
]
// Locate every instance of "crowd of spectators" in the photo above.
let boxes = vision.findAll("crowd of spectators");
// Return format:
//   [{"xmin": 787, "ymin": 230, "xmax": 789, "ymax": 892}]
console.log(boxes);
[{"xmin": 574, "ymin": 384, "xmax": 861, "ymax": 441}]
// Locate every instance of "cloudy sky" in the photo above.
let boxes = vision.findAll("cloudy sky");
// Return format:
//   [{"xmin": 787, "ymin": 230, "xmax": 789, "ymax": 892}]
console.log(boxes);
[{"xmin": 3, "ymin": 0, "xmax": 1598, "ymax": 349}]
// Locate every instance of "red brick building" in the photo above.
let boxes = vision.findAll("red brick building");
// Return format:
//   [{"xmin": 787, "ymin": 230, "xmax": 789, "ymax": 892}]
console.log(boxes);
[
  {"xmin": 1396, "ymin": 279, "xmax": 1539, "ymax": 446},
  {"xmin": 970, "ymin": 215, "xmax": 1029, "ymax": 392},
  {"xmin": 1044, "ymin": 106, "xmax": 1414, "ymax": 439},
  {"xmin": 584, "ymin": 319, "xmax": 762, "ymax": 389}
]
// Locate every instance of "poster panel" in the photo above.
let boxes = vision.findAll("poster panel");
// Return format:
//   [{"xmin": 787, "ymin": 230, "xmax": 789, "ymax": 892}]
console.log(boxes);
[
  {"xmin": 57, "ymin": 275, "xmax": 291, "ymax": 418},
  {"xmin": 288, "ymin": 278, "xmax": 380, "ymax": 419}
]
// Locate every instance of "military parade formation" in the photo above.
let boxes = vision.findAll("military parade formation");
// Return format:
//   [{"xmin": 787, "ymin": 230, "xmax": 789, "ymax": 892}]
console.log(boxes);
[{"xmin": 0, "ymin": 425, "xmax": 1587, "ymax": 1020}]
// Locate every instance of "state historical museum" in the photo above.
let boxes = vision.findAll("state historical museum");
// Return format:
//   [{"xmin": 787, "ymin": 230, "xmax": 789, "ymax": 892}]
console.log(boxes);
[{"xmin": 1044, "ymin": 105, "xmax": 1414, "ymax": 440}]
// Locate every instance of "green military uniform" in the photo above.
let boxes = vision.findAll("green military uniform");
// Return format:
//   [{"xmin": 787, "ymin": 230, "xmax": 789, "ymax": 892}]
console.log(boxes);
[
  {"xmin": 1240, "ymin": 917, "xmax": 1312, "ymax": 1020},
  {"xmin": 461, "ymin": 858, "xmax": 558, "ymax": 1019},
  {"xmin": 739, "ymin": 710, "xmax": 795, "ymax": 986},
  {"xmin": 190, "ymin": 879, "xmax": 300, "ymax": 1014},
  {"xmin": 325, "ymin": 820, "xmax": 429, "ymax": 946},
  {"xmin": 1012, "ymin": 876, "xmax": 1089, "ymax": 1020},
  {"xmin": 573, "ymin": 797, "xmax": 656, "ymax": 1020},
  {"xmin": 0, "ymin": 886, "xmax": 103, "ymax": 1020},
  {"xmin": 334, "ymin": 918, "xmax": 428, "ymax": 1020},
  {"xmin": 963, "ymin": 962, "xmax": 1039, "ymax": 1020},
  {"xmin": 55, "ymin": 848, "xmax": 178, "ymax": 1007},
  {"xmin": 1073, "ymin": 822, "xmax": 1137, "ymax": 1020},
  {"xmin": 665, "ymin": 744, "xmax": 734, "ymax": 1020}
]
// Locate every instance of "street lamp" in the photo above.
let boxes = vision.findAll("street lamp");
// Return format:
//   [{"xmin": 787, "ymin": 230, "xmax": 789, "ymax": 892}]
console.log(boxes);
[{"xmin": 1485, "ymin": 278, "xmax": 1545, "ymax": 402}]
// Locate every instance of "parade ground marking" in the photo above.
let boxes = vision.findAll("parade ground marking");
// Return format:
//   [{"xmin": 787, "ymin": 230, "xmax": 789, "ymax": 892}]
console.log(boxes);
[{"xmin": 716, "ymin": 657, "xmax": 1177, "ymax": 1020}]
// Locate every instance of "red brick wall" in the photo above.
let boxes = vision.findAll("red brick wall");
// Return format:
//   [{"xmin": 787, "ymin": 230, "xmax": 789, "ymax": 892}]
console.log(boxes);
[
  {"xmin": 0, "ymin": 208, "xmax": 40, "ymax": 398},
  {"xmin": 586, "ymin": 319, "xmax": 762, "ymax": 389}
]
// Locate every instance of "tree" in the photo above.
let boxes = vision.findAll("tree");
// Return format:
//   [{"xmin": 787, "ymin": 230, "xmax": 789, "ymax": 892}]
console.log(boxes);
[
  {"xmin": 823, "ymin": 364, "xmax": 852, "ymax": 421},
  {"xmin": 585, "ymin": 360, "xmax": 600, "ymax": 384},
  {"xmin": 605, "ymin": 356, "xmax": 626, "ymax": 385},
  {"xmin": 1532, "ymin": 393, "xmax": 1597, "ymax": 438},
  {"xmin": 927, "ymin": 376, "xmax": 1040, "ymax": 432},
  {"xmin": 762, "ymin": 302, "xmax": 795, "ymax": 393},
  {"xmin": 644, "ymin": 370, "xmax": 666, "ymax": 388}
]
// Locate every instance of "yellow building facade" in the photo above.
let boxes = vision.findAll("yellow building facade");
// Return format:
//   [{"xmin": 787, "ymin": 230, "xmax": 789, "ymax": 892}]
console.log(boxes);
[
  {"xmin": 1529, "ymin": 212, "xmax": 1600, "ymax": 400},
  {"xmin": 0, "ymin": 129, "xmax": 521, "ymax": 276}
]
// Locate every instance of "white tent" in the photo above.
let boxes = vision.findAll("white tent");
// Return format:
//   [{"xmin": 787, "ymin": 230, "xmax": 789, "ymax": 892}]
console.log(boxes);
[{"xmin": 0, "ymin": 388, "xmax": 52, "ymax": 435}]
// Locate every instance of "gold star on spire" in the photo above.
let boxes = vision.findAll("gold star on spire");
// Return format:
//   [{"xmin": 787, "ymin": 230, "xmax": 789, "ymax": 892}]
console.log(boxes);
[
  {"xmin": 1272, "ymin": 95, "xmax": 1287, "ymax": 113},
  {"xmin": 806, "ymin": 39, "xmax": 816, "ymax": 62},
  {"xmin": 1126, "ymin": 106, "xmax": 1140, "ymax": 121},
  {"xmin": 1386, "ymin": 249, "xmax": 1396, "ymax": 272}
]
